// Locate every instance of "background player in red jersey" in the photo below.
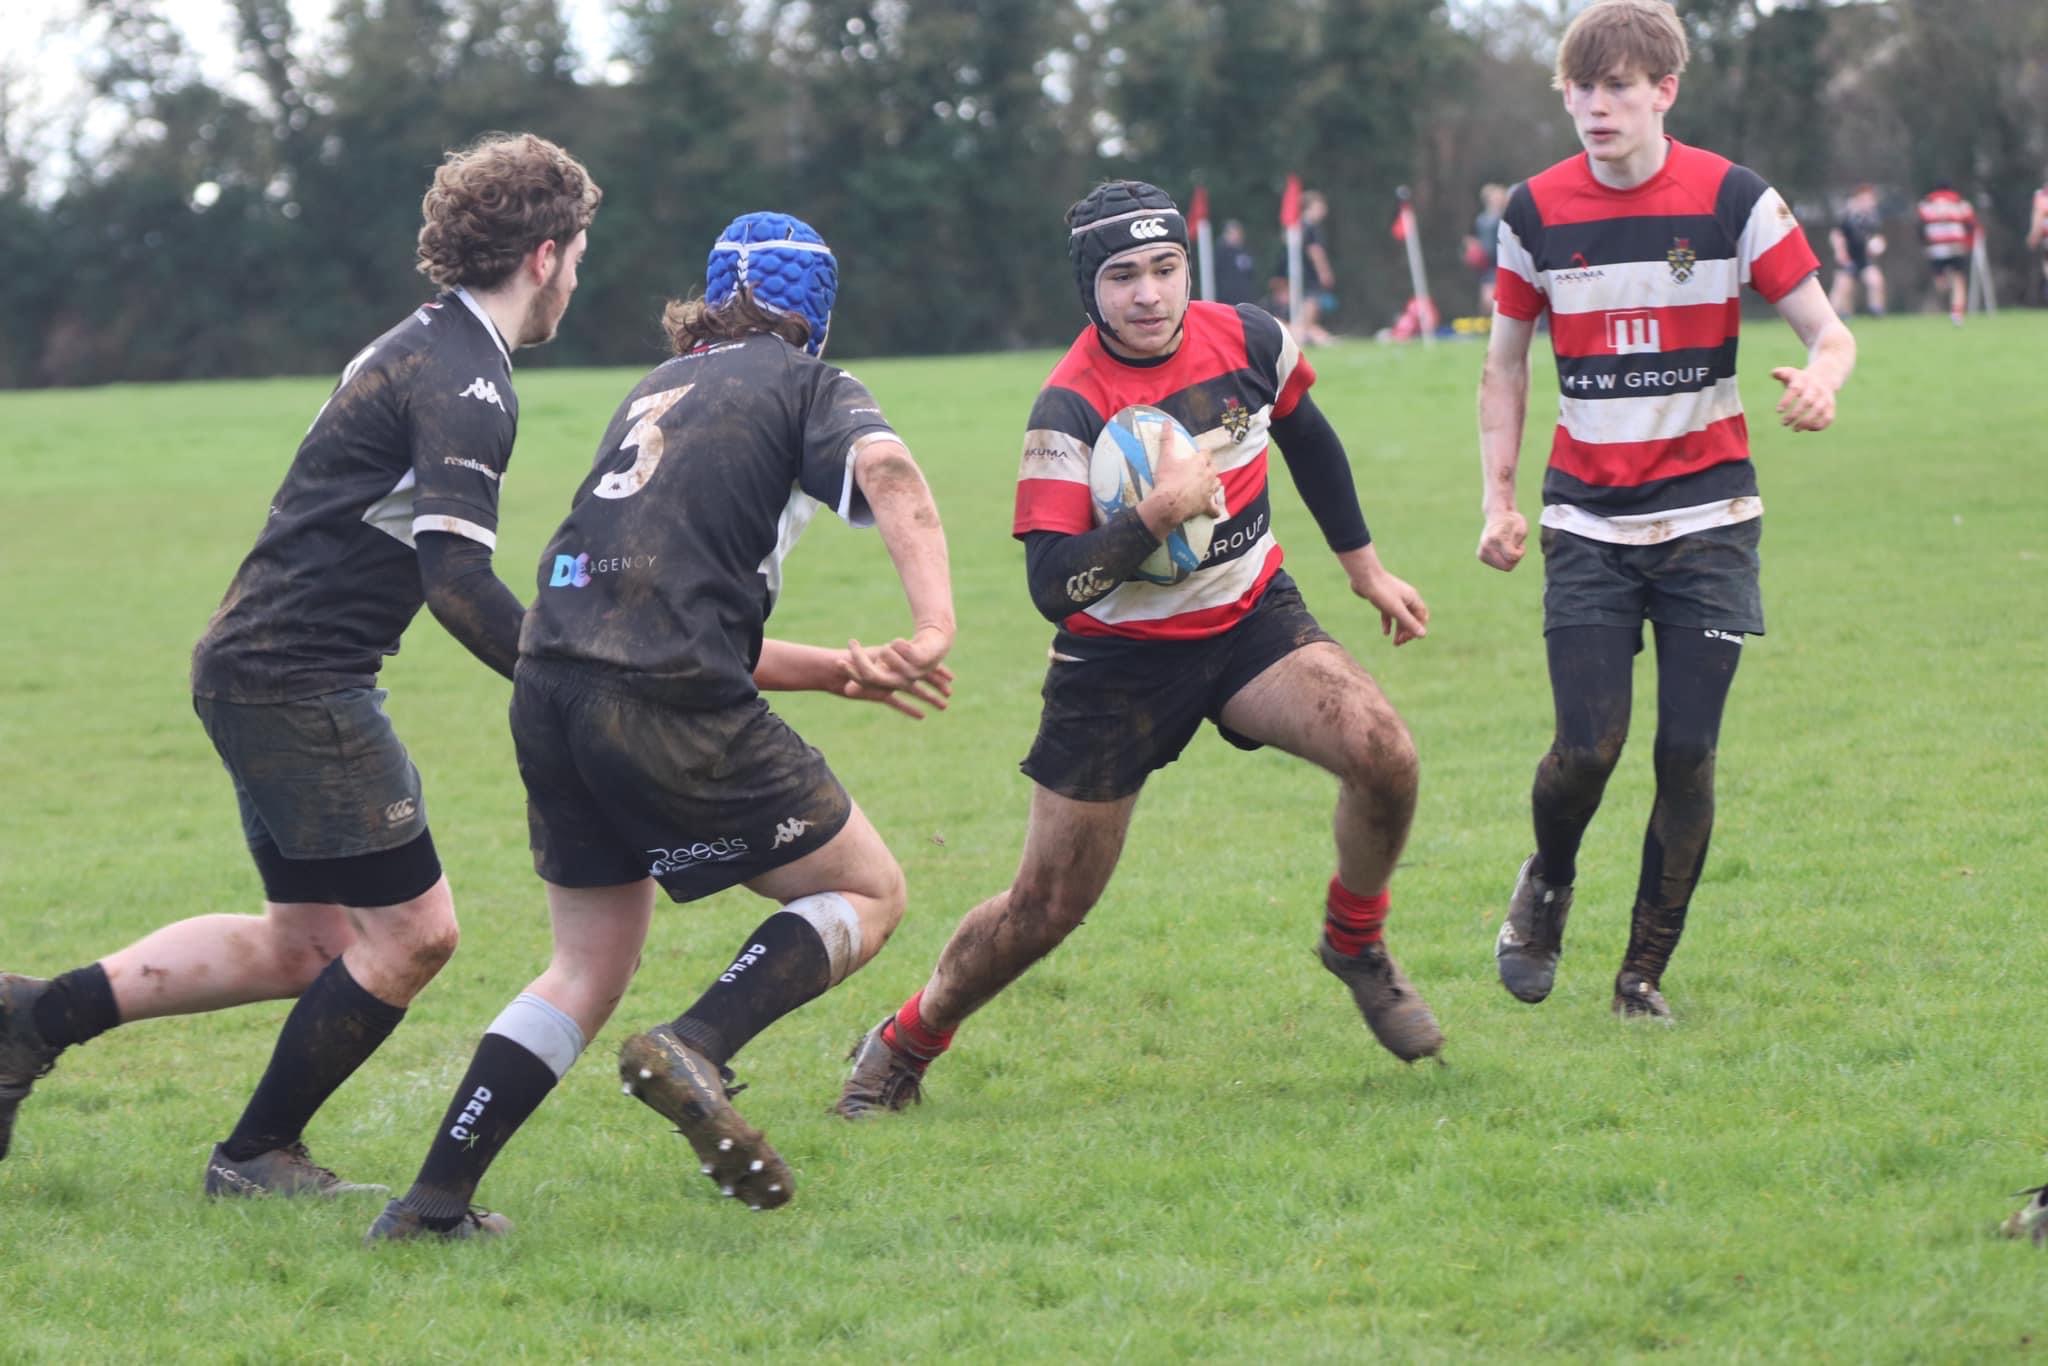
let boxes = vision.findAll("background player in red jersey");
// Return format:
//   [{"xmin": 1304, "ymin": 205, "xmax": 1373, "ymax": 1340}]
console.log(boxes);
[
  {"xmin": 1915, "ymin": 181, "xmax": 1979, "ymax": 324},
  {"xmin": 836, "ymin": 179, "xmax": 1440, "ymax": 1120},
  {"xmin": 2024, "ymin": 176, "xmax": 2048, "ymax": 306},
  {"xmin": 0, "ymin": 134, "xmax": 600, "ymax": 1191},
  {"xmin": 1473, "ymin": 0, "xmax": 1855, "ymax": 1020}
]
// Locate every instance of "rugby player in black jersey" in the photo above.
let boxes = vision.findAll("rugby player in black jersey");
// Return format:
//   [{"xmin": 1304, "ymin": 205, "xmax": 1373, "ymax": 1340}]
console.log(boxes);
[
  {"xmin": 0, "ymin": 134, "xmax": 600, "ymax": 1198},
  {"xmin": 366, "ymin": 211, "xmax": 954, "ymax": 1240}
]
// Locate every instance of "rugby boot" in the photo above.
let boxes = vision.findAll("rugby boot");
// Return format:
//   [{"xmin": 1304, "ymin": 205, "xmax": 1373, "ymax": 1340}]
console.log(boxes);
[
  {"xmin": 363, "ymin": 1199, "xmax": 511, "ymax": 1244},
  {"xmin": 203, "ymin": 1140, "xmax": 386, "ymax": 1198},
  {"xmin": 1999, "ymin": 1186, "xmax": 2048, "ymax": 1246},
  {"xmin": 619, "ymin": 1026, "xmax": 792, "ymax": 1211},
  {"xmin": 1318, "ymin": 939, "xmax": 1444, "ymax": 1063},
  {"xmin": 0, "ymin": 974, "xmax": 61, "ymax": 1162},
  {"xmin": 1610, "ymin": 970, "xmax": 1673, "ymax": 1022},
  {"xmin": 833, "ymin": 1017, "xmax": 927, "ymax": 1119},
  {"xmin": 1495, "ymin": 855, "xmax": 1573, "ymax": 1004}
]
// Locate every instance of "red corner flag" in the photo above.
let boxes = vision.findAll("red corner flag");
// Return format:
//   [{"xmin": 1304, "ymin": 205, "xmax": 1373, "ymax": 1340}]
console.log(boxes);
[
  {"xmin": 1279, "ymin": 174, "xmax": 1302, "ymax": 228},
  {"xmin": 1391, "ymin": 202, "xmax": 1414, "ymax": 241},
  {"xmin": 1187, "ymin": 184, "xmax": 1209, "ymax": 234}
]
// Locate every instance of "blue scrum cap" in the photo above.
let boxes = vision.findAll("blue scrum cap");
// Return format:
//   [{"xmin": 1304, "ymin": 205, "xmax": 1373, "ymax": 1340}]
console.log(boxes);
[{"xmin": 706, "ymin": 211, "xmax": 838, "ymax": 356}]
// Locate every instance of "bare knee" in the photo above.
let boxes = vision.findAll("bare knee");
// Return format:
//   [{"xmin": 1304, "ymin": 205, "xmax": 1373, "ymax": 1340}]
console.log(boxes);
[
  {"xmin": 351, "ymin": 880, "xmax": 460, "ymax": 1001},
  {"xmin": 858, "ymin": 856, "xmax": 908, "ymax": 953},
  {"xmin": 1007, "ymin": 872, "xmax": 1098, "ymax": 945},
  {"xmin": 261, "ymin": 905, "xmax": 355, "ymax": 992},
  {"xmin": 1338, "ymin": 711, "xmax": 1420, "ymax": 812}
]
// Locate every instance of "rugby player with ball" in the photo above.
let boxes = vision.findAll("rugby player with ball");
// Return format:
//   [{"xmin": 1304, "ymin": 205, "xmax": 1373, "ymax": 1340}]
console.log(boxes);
[{"xmin": 837, "ymin": 179, "xmax": 1440, "ymax": 1119}]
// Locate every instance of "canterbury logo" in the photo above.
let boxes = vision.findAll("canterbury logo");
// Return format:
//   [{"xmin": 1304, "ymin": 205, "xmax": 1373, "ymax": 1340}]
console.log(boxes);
[{"xmin": 1129, "ymin": 218, "xmax": 1169, "ymax": 240}]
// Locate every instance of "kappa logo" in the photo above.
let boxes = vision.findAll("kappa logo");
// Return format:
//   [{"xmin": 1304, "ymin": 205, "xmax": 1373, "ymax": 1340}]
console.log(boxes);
[
  {"xmin": 1129, "ymin": 217, "xmax": 1169, "ymax": 240},
  {"xmin": 383, "ymin": 797, "xmax": 417, "ymax": 825},
  {"xmin": 1667, "ymin": 238, "xmax": 1697, "ymax": 283},
  {"xmin": 459, "ymin": 377, "xmax": 507, "ymax": 411},
  {"xmin": 771, "ymin": 818, "xmax": 812, "ymax": 849}
]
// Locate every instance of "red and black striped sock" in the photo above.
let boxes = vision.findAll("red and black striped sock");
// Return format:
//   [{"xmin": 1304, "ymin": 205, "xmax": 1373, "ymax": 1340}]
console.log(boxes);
[
  {"xmin": 1323, "ymin": 877, "xmax": 1390, "ymax": 957},
  {"xmin": 879, "ymin": 990, "xmax": 953, "ymax": 1069}
]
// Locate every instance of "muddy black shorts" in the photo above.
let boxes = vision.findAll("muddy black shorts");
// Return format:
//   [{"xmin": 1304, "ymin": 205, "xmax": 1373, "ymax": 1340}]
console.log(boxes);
[
  {"xmin": 1021, "ymin": 571, "xmax": 1335, "ymax": 802},
  {"xmin": 193, "ymin": 688, "xmax": 441, "ymax": 907},
  {"xmin": 1927, "ymin": 256, "xmax": 1968, "ymax": 279},
  {"xmin": 511, "ymin": 659, "xmax": 851, "ymax": 903},
  {"xmin": 1541, "ymin": 519, "xmax": 1764, "ymax": 639}
]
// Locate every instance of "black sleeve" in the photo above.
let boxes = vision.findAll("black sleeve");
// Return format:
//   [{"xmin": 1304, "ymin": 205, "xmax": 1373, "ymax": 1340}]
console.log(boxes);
[
  {"xmin": 1269, "ymin": 393, "xmax": 1371, "ymax": 552},
  {"xmin": 1021, "ymin": 512, "xmax": 1162, "ymax": 623},
  {"xmin": 417, "ymin": 530, "xmax": 524, "ymax": 680}
]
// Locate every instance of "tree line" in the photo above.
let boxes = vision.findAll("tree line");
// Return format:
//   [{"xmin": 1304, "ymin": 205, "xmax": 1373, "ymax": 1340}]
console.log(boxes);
[{"xmin": 0, "ymin": 0, "xmax": 2040, "ymax": 389}]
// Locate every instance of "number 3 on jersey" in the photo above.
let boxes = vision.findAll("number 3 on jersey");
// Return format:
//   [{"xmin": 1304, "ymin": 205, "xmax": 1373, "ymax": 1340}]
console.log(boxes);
[{"xmin": 594, "ymin": 384, "xmax": 694, "ymax": 500}]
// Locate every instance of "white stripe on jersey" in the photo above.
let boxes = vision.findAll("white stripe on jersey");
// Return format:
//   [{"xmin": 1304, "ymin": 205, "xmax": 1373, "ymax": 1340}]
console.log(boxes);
[
  {"xmin": 364, "ymin": 469, "xmax": 417, "ymax": 546},
  {"xmin": 453, "ymin": 287, "xmax": 513, "ymax": 367},
  {"xmin": 757, "ymin": 488, "xmax": 822, "ymax": 610},
  {"xmin": 1558, "ymin": 375, "xmax": 1743, "ymax": 447},
  {"xmin": 1543, "ymin": 257, "xmax": 1742, "ymax": 315},
  {"xmin": 1497, "ymin": 220, "xmax": 1538, "ymax": 288},
  {"xmin": 412, "ymin": 513, "xmax": 497, "ymax": 549},
  {"xmin": 1734, "ymin": 188, "xmax": 1803, "ymax": 289},
  {"xmin": 841, "ymin": 431, "xmax": 893, "ymax": 529},
  {"xmin": 1541, "ymin": 495, "xmax": 1762, "ymax": 546},
  {"xmin": 1019, "ymin": 428, "xmax": 1091, "ymax": 483},
  {"xmin": 1082, "ymin": 534, "xmax": 1277, "ymax": 627}
]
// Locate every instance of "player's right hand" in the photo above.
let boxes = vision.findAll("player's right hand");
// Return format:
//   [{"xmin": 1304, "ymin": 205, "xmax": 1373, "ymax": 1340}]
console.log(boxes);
[
  {"xmin": 1477, "ymin": 510, "xmax": 1528, "ymax": 572},
  {"xmin": 843, "ymin": 633, "xmax": 954, "ymax": 719}
]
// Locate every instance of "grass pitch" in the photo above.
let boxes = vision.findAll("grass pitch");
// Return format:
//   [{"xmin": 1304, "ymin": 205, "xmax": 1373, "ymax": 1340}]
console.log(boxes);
[{"xmin": 1, "ymin": 312, "xmax": 2044, "ymax": 1361}]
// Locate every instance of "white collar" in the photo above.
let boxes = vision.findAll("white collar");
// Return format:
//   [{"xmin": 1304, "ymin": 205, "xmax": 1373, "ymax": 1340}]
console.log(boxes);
[{"xmin": 453, "ymin": 286, "xmax": 514, "ymax": 368}]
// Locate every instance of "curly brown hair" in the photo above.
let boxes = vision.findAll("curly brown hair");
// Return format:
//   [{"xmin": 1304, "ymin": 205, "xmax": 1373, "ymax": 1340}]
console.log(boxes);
[
  {"xmin": 416, "ymin": 133, "xmax": 602, "ymax": 290},
  {"xmin": 661, "ymin": 292, "xmax": 812, "ymax": 357}
]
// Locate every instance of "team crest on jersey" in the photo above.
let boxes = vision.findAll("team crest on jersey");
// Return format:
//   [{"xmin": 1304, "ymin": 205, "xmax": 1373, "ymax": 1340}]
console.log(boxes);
[
  {"xmin": 1666, "ymin": 239, "xmax": 1697, "ymax": 283},
  {"xmin": 1218, "ymin": 398, "xmax": 1254, "ymax": 443}
]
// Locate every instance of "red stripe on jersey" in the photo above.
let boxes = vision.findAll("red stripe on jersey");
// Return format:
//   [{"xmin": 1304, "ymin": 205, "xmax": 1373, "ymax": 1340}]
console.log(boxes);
[
  {"xmin": 1751, "ymin": 231, "xmax": 1820, "ymax": 303},
  {"xmin": 1496, "ymin": 267, "xmax": 1546, "ymax": 321},
  {"xmin": 1219, "ymin": 451, "xmax": 1268, "ymax": 508},
  {"xmin": 1525, "ymin": 140, "xmax": 1730, "ymax": 223},
  {"xmin": 1275, "ymin": 352, "xmax": 1315, "ymax": 417},
  {"xmin": 1549, "ymin": 412, "xmax": 1751, "ymax": 489},
  {"xmin": 1061, "ymin": 545, "xmax": 1286, "ymax": 640},
  {"xmin": 1013, "ymin": 479, "xmax": 1093, "ymax": 536},
  {"xmin": 1549, "ymin": 299, "xmax": 1742, "ymax": 356}
]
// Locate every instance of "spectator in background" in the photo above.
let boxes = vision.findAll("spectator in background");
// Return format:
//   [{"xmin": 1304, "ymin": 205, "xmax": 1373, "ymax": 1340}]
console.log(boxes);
[
  {"xmin": 1464, "ymin": 183, "xmax": 1510, "ymax": 315},
  {"xmin": 1269, "ymin": 189, "xmax": 1339, "ymax": 344},
  {"xmin": 1828, "ymin": 183, "xmax": 1887, "ymax": 319},
  {"xmin": 2026, "ymin": 173, "xmax": 2048, "ymax": 306},
  {"xmin": 1915, "ymin": 180, "xmax": 1977, "ymax": 325},
  {"xmin": 1213, "ymin": 219, "xmax": 1260, "ymax": 306}
]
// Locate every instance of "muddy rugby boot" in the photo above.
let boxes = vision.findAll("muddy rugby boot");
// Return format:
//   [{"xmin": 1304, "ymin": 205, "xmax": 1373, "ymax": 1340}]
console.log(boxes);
[
  {"xmin": 619, "ymin": 1026, "xmax": 792, "ymax": 1211},
  {"xmin": 1318, "ymin": 939, "xmax": 1444, "ymax": 1062},
  {"xmin": 203, "ymin": 1140, "xmax": 385, "ymax": 1198},
  {"xmin": 364, "ymin": 1199, "xmax": 511, "ymax": 1244},
  {"xmin": 2000, "ymin": 1187, "xmax": 2048, "ymax": 1245},
  {"xmin": 0, "ymin": 974, "xmax": 61, "ymax": 1162},
  {"xmin": 1495, "ymin": 855, "xmax": 1573, "ymax": 1004},
  {"xmin": 1610, "ymin": 970, "xmax": 1673, "ymax": 1022},
  {"xmin": 833, "ymin": 1017, "xmax": 927, "ymax": 1119}
]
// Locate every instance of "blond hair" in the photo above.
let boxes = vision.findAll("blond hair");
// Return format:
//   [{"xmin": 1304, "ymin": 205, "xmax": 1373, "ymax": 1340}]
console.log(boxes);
[
  {"xmin": 1554, "ymin": 0, "xmax": 1689, "ymax": 90},
  {"xmin": 416, "ymin": 133, "xmax": 602, "ymax": 290}
]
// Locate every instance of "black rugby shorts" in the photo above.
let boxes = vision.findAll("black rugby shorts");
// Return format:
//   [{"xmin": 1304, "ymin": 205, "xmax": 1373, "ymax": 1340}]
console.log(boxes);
[
  {"xmin": 1022, "ymin": 571, "xmax": 1335, "ymax": 802},
  {"xmin": 511, "ymin": 660, "xmax": 851, "ymax": 903},
  {"xmin": 1540, "ymin": 519, "xmax": 1764, "ymax": 639}
]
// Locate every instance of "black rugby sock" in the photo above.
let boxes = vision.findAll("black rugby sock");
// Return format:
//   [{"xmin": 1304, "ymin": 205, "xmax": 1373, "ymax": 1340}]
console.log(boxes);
[
  {"xmin": 667, "ymin": 912, "xmax": 832, "ymax": 1066},
  {"xmin": 220, "ymin": 957, "xmax": 404, "ymax": 1162},
  {"xmin": 33, "ymin": 964, "xmax": 120, "ymax": 1049},
  {"xmin": 401, "ymin": 1032, "xmax": 558, "ymax": 1226}
]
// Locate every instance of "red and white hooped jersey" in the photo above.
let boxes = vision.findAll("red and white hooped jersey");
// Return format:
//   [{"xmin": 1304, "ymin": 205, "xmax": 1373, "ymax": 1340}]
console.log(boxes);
[
  {"xmin": 1917, "ymin": 188, "xmax": 1978, "ymax": 260},
  {"xmin": 1013, "ymin": 301, "xmax": 1313, "ymax": 640},
  {"xmin": 1495, "ymin": 138, "xmax": 1819, "ymax": 541}
]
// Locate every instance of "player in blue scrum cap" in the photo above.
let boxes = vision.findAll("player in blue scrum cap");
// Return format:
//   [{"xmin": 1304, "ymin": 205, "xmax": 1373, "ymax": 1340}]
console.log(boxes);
[{"xmin": 368, "ymin": 210, "xmax": 956, "ymax": 1240}]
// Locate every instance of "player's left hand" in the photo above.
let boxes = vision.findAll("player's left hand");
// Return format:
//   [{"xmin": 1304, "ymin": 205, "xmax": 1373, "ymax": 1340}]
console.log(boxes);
[{"xmin": 1770, "ymin": 365, "xmax": 1837, "ymax": 432}]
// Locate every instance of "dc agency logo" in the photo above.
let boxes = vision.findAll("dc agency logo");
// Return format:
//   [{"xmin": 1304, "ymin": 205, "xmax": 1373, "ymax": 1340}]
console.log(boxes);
[{"xmin": 549, "ymin": 553, "xmax": 592, "ymax": 588}]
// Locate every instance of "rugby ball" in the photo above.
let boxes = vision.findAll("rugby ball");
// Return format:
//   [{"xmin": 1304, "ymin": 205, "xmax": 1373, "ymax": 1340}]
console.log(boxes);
[{"xmin": 1089, "ymin": 405, "xmax": 1215, "ymax": 585}]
